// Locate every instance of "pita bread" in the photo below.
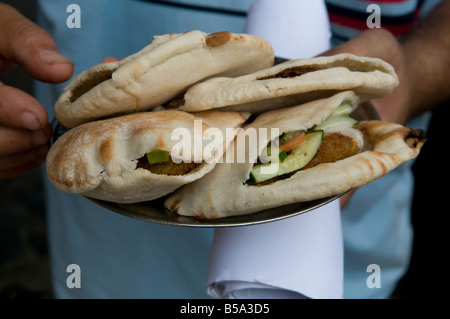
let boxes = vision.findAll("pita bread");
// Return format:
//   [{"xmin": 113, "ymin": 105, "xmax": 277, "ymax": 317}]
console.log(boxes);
[
  {"xmin": 46, "ymin": 110, "xmax": 249, "ymax": 203},
  {"xmin": 54, "ymin": 30, "xmax": 274, "ymax": 128},
  {"xmin": 165, "ymin": 91, "xmax": 425, "ymax": 219},
  {"xmin": 176, "ymin": 53, "xmax": 398, "ymax": 113}
]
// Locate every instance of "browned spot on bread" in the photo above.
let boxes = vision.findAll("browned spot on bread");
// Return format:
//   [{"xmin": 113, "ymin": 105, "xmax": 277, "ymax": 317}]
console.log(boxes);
[
  {"xmin": 99, "ymin": 138, "xmax": 114, "ymax": 164},
  {"xmin": 168, "ymin": 198, "xmax": 181, "ymax": 211},
  {"xmin": 361, "ymin": 156, "xmax": 375, "ymax": 178},
  {"xmin": 363, "ymin": 122, "xmax": 427, "ymax": 151},
  {"xmin": 405, "ymin": 128, "xmax": 427, "ymax": 149},
  {"xmin": 206, "ymin": 31, "xmax": 232, "ymax": 47},
  {"xmin": 60, "ymin": 175, "xmax": 75, "ymax": 188},
  {"xmin": 376, "ymin": 155, "xmax": 388, "ymax": 176}
]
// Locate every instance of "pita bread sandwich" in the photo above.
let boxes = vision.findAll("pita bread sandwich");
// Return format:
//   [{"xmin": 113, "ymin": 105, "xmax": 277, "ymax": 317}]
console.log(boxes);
[
  {"xmin": 54, "ymin": 30, "xmax": 274, "ymax": 128},
  {"xmin": 170, "ymin": 53, "xmax": 398, "ymax": 114},
  {"xmin": 46, "ymin": 110, "xmax": 249, "ymax": 203},
  {"xmin": 165, "ymin": 91, "xmax": 426, "ymax": 219}
]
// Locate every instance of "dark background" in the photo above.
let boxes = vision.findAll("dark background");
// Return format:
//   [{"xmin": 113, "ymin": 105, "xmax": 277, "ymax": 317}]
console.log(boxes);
[
  {"xmin": 0, "ymin": 0, "xmax": 448, "ymax": 299},
  {"xmin": 0, "ymin": 0, "xmax": 53, "ymax": 298}
]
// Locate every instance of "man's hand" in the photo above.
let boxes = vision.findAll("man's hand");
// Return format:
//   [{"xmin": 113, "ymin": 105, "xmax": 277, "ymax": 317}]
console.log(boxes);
[
  {"xmin": 321, "ymin": 0, "xmax": 450, "ymax": 125},
  {"xmin": 320, "ymin": 29, "xmax": 411, "ymax": 207},
  {"xmin": 0, "ymin": 3, "xmax": 73, "ymax": 179},
  {"xmin": 321, "ymin": 1, "xmax": 450, "ymax": 208},
  {"xmin": 321, "ymin": 28, "xmax": 411, "ymax": 124}
]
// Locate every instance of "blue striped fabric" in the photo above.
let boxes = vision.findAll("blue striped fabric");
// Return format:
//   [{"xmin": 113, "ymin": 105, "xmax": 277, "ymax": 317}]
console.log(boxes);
[
  {"xmin": 134, "ymin": 0, "xmax": 253, "ymax": 16},
  {"xmin": 325, "ymin": 0, "xmax": 432, "ymax": 44}
]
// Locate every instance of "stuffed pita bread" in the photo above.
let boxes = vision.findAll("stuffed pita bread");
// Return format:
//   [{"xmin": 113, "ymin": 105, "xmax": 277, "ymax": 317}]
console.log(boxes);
[
  {"xmin": 171, "ymin": 53, "xmax": 398, "ymax": 114},
  {"xmin": 46, "ymin": 110, "xmax": 249, "ymax": 203},
  {"xmin": 54, "ymin": 30, "xmax": 274, "ymax": 128},
  {"xmin": 165, "ymin": 91, "xmax": 426, "ymax": 219}
]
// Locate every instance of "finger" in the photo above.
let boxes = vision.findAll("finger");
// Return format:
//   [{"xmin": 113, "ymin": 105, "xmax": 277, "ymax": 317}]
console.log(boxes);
[
  {"xmin": 0, "ymin": 82, "xmax": 50, "ymax": 131},
  {"xmin": 0, "ymin": 3, "xmax": 74, "ymax": 83},
  {"xmin": 0, "ymin": 159, "xmax": 46, "ymax": 180},
  {"xmin": 0, "ymin": 123, "xmax": 52, "ymax": 156},
  {"xmin": 0, "ymin": 144, "xmax": 48, "ymax": 171}
]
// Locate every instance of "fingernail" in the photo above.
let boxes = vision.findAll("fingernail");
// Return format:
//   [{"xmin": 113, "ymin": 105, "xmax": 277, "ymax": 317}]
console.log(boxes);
[
  {"xmin": 39, "ymin": 50, "xmax": 73, "ymax": 65},
  {"xmin": 31, "ymin": 130, "xmax": 50, "ymax": 146},
  {"xmin": 20, "ymin": 112, "xmax": 42, "ymax": 131}
]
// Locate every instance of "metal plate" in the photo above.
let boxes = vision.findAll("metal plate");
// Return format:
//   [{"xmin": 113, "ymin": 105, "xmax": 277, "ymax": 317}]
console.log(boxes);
[
  {"xmin": 51, "ymin": 101, "xmax": 378, "ymax": 228},
  {"xmin": 86, "ymin": 194, "xmax": 341, "ymax": 227}
]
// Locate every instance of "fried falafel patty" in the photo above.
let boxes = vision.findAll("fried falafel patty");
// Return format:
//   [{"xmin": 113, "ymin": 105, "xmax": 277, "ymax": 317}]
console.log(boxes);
[
  {"xmin": 249, "ymin": 132, "xmax": 361, "ymax": 186},
  {"xmin": 136, "ymin": 156, "xmax": 202, "ymax": 175},
  {"xmin": 303, "ymin": 132, "xmax": 361, "ymax": 169}
]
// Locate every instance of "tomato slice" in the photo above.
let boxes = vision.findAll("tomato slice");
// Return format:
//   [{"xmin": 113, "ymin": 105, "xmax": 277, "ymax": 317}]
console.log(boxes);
[
  {"xmin": 279, "ymin": 132, "xmax": 312, "ymax": 152},
  {"xmin": 103, "ymin": 57, "xmax": 122, "ymax": 63}
]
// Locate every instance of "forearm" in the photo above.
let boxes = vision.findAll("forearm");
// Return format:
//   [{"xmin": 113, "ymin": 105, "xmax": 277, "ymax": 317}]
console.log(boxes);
[
  {"xmin": 321, "ymin": 1, "xmax": 450, "ymax": 125},
  {"xmin": 401, "ymin": 0, "xmax": 450, "ymax": 119}
]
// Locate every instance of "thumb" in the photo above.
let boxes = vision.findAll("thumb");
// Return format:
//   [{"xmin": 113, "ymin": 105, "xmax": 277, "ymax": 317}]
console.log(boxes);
[{"xmin": 0, "ymin": 3, "xmax": 74, "ymax": 83}]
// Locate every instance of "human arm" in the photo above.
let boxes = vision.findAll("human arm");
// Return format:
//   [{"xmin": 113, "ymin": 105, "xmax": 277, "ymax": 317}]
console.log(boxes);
[
  {"xmin": 0, "ymin": 3, "xmax": 73, "ymax": 179},
  {"xmin": 322, "ymin": 0, "xmax": 450, "ymax": 125},
  {"xmin": 320, "ymin": 1, "xmax": 450, "ymax": 206}
]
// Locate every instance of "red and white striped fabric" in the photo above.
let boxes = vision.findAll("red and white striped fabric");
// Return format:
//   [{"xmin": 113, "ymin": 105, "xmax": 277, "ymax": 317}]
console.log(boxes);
[{"xmin": 325, "ymin": 0, "xmax": 427, "ymax": 42}]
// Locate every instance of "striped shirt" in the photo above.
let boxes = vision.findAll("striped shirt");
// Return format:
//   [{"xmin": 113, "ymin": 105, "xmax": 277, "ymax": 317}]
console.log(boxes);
[
  {"xmin": 134, "ymin": 0, "xmax": 251, "ymax": 17},
  {"xmin": 325, "ymin": 0, "xmax": 441, "ymax": 43},
  {"xmin": 135, "ymin": 0, "xmax": 440, "ymax": 43}
]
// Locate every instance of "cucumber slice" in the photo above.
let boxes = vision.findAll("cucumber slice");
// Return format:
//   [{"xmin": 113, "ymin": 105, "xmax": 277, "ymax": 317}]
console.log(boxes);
[
  {"xmin": 279, "ymin": 130, "xmax": 303, "ymax": 146},
  {"xmin": 332, "ymin": 103, "xmax": 353, "ymax": 117},
  {"xmin": 146, "ymin": 149, "xmax": 169, "ymax": 164},
  {"xmin": 279, "ymin": 150, "xmax": 288, "ymax": 162},
  {"xmin": 249, "ymin": 131, "xmax": 323, "ymax": 183},
  {"xmin": 259, "ymin": 146, "xmax": 288, "ymax": 164},
  {"xmin": 314, "ymin": 115, "xmax": 359, "ymax": 131}
]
